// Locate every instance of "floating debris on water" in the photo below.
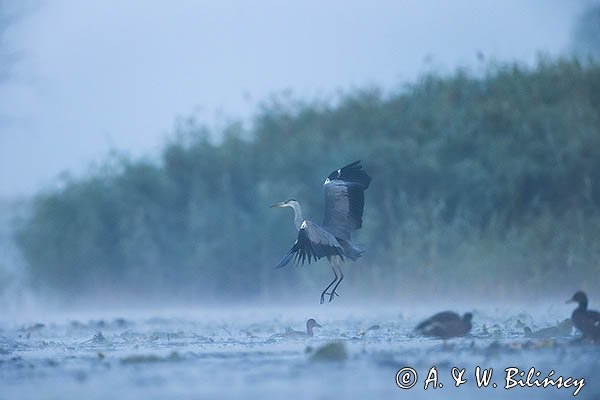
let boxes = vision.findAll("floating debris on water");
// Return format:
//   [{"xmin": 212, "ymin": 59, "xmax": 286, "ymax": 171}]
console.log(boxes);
[
  {"xmin": 113, "ymin": 318, "xmax": 130, "ymax": 328},
  {"xmin": 523, "ymin": 319, "xmax": 573, "ymax": 339},
  {"xmin": 310, "ymin": 341, "xmax": 348, "ymax": 362},
  {"xmin": 20, "ymin": 323, "xmax": 45, "ymax": 332},
  {"xmin": 92, "ymin": 331, "xmax": 107, "ymax": 343},
  {"xmin": 70, "ymin": 321, "xmax": 86, "ymax": 329},
  {"xmin": 82, "ymin": 331, "xmax": 107, "ymax": 344},
  {"xmin": 44, "ymin": 359, "xmax": 59, "ymax": 367},
  {"xmin": 121, "ymin": 351, "xmax": 182, "ymax": 365}
]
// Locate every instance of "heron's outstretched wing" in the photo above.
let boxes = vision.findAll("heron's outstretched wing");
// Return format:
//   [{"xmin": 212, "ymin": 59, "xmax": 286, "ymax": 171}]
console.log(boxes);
[
  {"xmin": 322, "ymin": 161, "xmax": 371, "ymax": 241},
  {"xmin": 275, "ymin": 221, "xmax": 343, "ymax": 269}
]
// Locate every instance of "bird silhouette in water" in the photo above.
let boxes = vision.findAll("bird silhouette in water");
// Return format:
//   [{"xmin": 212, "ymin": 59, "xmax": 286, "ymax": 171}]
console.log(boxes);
[
  {"xmin": 270, "ymin": 319, "xmax": 322, "ymax": 339},
  {"xmin": 272, "ymin": 161, "xmax": 371, "ymax": 303},
  {"xmin": 567, "ymin": 291, "xmax": 600, "ymax": 341},
  {"xmin": 415, "ymin": 311, "xmax": 473, "ymax": 339}
]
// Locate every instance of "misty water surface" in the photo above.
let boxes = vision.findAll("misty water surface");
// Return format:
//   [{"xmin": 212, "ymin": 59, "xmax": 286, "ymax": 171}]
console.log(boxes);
[{"xmin": 1, "ymin": 305, "xmax": 598, "ymax": 399}]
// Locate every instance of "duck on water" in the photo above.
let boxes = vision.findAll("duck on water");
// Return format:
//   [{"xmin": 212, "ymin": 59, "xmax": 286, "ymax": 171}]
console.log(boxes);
[
  {"xmin": 567, "ymin": 291, "xmax": 600, "ymax": 341},
  {"xmin": 415, "ymin": 311, "xmax": 473, "ymax": 339},
  {"xmin": 270, "ymin": 319, "xmax": 322, "ymax": 339}
]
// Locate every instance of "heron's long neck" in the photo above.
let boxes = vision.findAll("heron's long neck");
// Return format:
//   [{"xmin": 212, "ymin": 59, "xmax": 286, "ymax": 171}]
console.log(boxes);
[{"xmin": 289, "ymin": 202, "xmax": 304, "ymax": 230}]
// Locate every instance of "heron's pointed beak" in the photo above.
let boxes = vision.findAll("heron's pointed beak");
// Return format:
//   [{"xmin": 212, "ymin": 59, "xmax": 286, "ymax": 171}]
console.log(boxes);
[
  {"xmin": 314, "ymin": 322, "xmax": 322, "ymax": 328},
  {"xmin": 566, "ymin": 298, "xmax": 575, "ymax": 304},
  {"xmin": 270, "ymin": 202, "xmax": 284, "ymax": 208}
]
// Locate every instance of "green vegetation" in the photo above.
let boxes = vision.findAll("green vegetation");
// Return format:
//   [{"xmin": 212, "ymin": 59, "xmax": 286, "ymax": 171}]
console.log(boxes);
[
  {"xmin": 15, "ymin": 59, "xmax": 600, "ymax": 301},
  {"xmin": 571, "ymin": 4, "xmax": 600, "ymax": 61}
]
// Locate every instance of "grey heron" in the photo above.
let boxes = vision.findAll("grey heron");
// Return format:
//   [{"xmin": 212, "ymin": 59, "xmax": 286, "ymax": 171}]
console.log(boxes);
[{"xmin": 271, "ymin": 161, "xmax": 371, "ymax": 304}]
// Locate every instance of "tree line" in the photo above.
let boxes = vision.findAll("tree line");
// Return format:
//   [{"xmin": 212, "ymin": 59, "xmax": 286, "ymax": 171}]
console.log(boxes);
[{"xmin": 14, "ymin": 58, "xmax": 600, "ymax": 301}]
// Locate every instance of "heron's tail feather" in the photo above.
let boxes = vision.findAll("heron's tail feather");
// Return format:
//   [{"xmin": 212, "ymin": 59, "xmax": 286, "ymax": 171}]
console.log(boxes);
[{"xmin": 339, "ymin": 240, "xmax": 364, "ymax": 261}]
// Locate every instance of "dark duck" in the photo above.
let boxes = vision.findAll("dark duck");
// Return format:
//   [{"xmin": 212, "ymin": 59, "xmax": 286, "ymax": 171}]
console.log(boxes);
[
  {"xmin": 415, "ymin": 311, "xmax": 473, "ymax": 339},
  {"xmin": 567, "ymin": 291, "xmax": 600, "ymax": 341}
]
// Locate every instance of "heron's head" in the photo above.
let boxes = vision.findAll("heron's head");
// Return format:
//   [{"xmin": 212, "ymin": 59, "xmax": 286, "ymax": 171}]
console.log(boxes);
[
  {"xmin": 270, "ymin": 198, "xmax": 299, "ymax": 209},
  {"xmin": 566, "ymin": 291, "xmax": 588, "ymax": 306}
]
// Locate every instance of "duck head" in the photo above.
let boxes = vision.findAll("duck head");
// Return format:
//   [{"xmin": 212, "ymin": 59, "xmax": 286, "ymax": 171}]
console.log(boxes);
[
  {"xmin": 306, "ymin": 318, "xmax": 322, "ymax": 336},
  {"xmin": 566, "ymin": 291, "xmax": 588, "ymax": 309}
]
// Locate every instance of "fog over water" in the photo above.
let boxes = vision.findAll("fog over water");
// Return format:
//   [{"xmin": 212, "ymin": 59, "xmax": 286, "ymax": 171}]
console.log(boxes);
[{"xmin": 0, "ymin": 0, "xmax": 598, "ymax": 313}]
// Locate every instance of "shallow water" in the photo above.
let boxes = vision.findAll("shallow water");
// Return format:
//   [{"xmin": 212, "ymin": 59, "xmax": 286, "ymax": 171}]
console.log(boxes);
[{"xmin": 0, "ymin": 305, "xmax": 598, "ymax": 399}]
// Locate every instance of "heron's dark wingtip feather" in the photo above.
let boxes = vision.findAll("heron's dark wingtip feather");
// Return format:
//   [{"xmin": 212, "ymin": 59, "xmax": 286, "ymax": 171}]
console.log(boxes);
[
  {"xmin": 331, "ymin": 160, "xmax": 372, "ymax": 189},
  {"xmin": 343, "ymin": 160, "xmax": 361, "ymax": 168},
  {"xmin": 275, "ymin": 252, "xmax": 294, "ymax": 269},
  {"xmin": 295, "ymin": 251, "xmax": 303, "ymax": 267}
]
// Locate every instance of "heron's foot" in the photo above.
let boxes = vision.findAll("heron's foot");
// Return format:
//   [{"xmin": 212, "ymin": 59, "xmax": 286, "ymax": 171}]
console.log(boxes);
[
  {"xmin": 319, "ymin": 291, "xmax": 338, "ymax": 304},
  {"xmin": 327, "ymin": 290, "xmax": 341, "ymax": 303}
]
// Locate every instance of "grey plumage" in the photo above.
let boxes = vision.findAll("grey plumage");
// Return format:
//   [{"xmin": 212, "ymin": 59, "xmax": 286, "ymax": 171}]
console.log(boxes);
[
  {"xmin": 323, "ymin": 161, "xmax": 371, "ymax": 241},
  {"xmin": 274, "ymin": 220, "xmax": 343, "ymax": 269},
  {"xmin": 271, "ymin": 161, "xmax": 371, "ymax": 303}
]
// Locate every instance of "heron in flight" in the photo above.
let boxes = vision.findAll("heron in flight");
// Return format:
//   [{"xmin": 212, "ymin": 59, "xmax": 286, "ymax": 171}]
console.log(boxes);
[{"xmin": 271, "ymin": 161, "xmax": 371, "ymax": 304}]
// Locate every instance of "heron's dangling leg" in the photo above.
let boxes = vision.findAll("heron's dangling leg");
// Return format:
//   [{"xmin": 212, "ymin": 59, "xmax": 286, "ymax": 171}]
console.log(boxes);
[
  {"xmin": 328, "ymin": 258, "xmax": 344, "ymax": 303},
  {"xmin": 320, "ymin": 258, "xmax": 338, "ymax": 304}
]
